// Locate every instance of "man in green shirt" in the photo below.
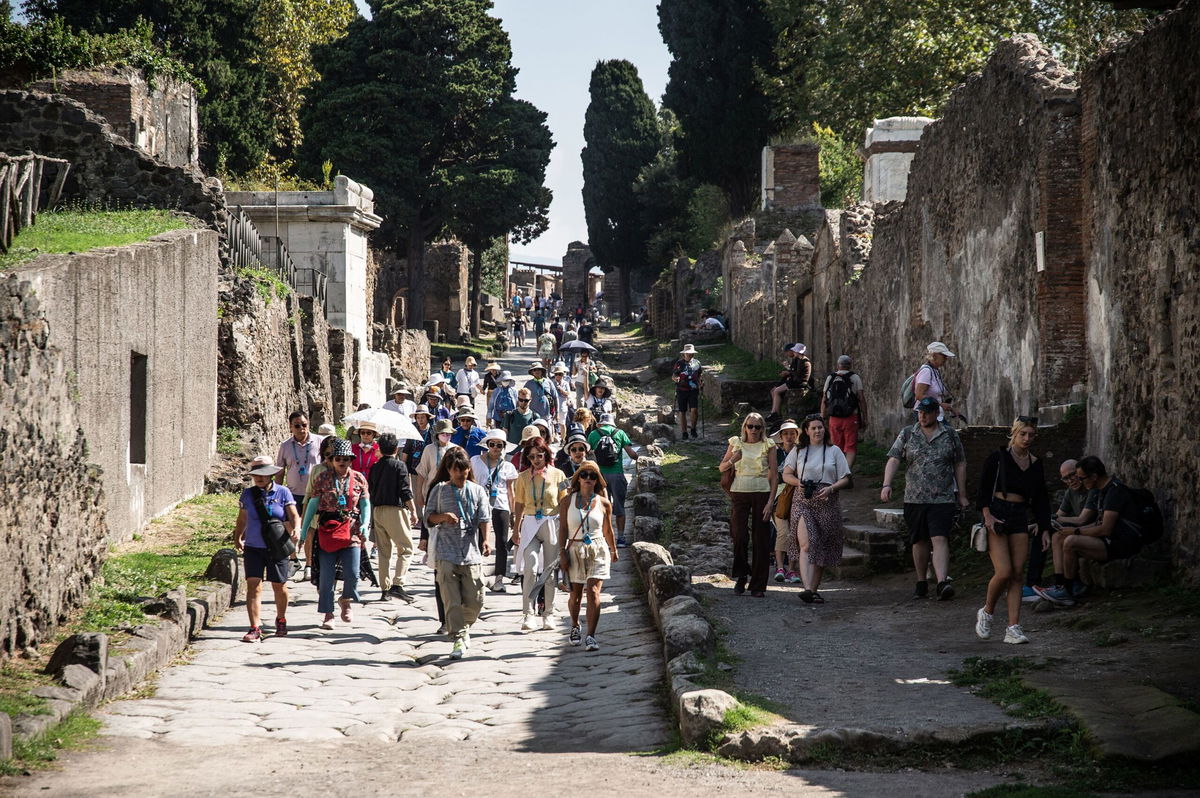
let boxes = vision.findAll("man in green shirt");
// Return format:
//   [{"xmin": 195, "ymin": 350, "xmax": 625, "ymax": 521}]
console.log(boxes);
[
  {"xmin": 587, "ymin": 412, "xmax": 639, "ymax": 547},
  {"xmin": 502, "ymin": 388, "xmax": 540, "ymax": 445}
]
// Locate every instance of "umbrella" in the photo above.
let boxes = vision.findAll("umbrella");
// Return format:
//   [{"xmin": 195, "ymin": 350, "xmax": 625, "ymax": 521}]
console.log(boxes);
[
  {"xmin": 558, "ymin": 340, "xmax": 597, "ymax": 353},
  {"xmin": 341, "ymin": 408, "xmax": 423, "ymax": 441}
]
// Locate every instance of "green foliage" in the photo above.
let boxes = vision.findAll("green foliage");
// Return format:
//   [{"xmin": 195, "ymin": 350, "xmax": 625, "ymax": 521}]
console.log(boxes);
[
  {"xmin": 698, "ymin": 343, "xmax": 780, "ymax": 382},
  {"xmin": 215, "ymin": 426, "xmax": 242, "ymax": 456},
  {"xmin": 948, "ymin": 656, "xmax": 1063, "ymax": 719},
  {"xmin": 581, "ymin": 59, "xmax": 660, "ymax": 317},
  {"xmin": 0, "ymin": 662, "xmax": 52, "ymax": 719},
  {"xmin": 236, "ymin": 264, "xmax": 291, "ymax": 305},
  {"xmin": 659, "ymin": 0, "xmax": 784, "ymax": 216},
  {"xmin": 220, "ymin": 156, "xmax": 320, "ymax": 191},
  {"xmin": 0, "ymin": 711, "xmax": 101, "ymax": 775},
  {"xmin": 0, "ymin": 207, "xmax": 187, "ymax": 270},
  {"xmin": 480, "ymin": 237, "xmax": 508, "ymax": 297},
  {"xmin": 810, "ymin": 123, "xmax": 863, "ymax": 208},
  {"xmin": 29, "ymin": 0, "xmax": 275, "ymax": 173},
  {"xmin": 0, "ymin": 15, "xmax": 196, "ymax": 89},
  {"xmin": 766, "ymin": 0, "xmax": 1154, "ymax": 142}
]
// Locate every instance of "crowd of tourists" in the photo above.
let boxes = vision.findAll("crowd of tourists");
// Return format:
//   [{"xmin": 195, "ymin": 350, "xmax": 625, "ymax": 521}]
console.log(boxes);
[{"xmin": 232, "ymin": 342, "xmax": 639, "ymax": 660}]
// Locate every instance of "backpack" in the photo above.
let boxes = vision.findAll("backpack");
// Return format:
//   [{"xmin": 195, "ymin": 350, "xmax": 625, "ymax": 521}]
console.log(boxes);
[
  {"xmin": 1121, "ymin": 481, "xmax": 1165, "ymax": 544},
  {"xmin": 826, "ymin": 372, "xmax": 858, "ymax": 417},
  {"xmin": 493, "ymin": 386, "xmax": 516, "ymax": 417},
  {"xmin": 900, "ymin": 366, "xmax": 926, "ymax": 409},
  {"xmin": 594, "ymin": 428, "xmax": 620, "ymax": 467}
]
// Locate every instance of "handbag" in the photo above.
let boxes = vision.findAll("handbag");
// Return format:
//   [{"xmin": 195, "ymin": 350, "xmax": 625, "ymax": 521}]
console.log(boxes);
[
  {"xmin": 773, "ymin": 484, "xmax": 795, "ymax": 519},
  {"xmin": 251, "ymin": 486, "xmax": 295, "ymax": 561},
  {"xmin": 971, "ymin": 522, "xmax": 988, "ymax": 552},
  {"xmin": 318, "ymin": 512, "xmax": 354, "ymax": 552}
]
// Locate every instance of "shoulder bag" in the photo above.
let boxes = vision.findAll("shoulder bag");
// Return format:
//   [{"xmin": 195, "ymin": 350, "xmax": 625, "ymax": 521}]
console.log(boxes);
[
  {"xmin": 970, "ymin": 449, "xmax": 1006, "ymax": 552},
  {"xmin": 251, "ymin": 487, "xmax": 295, "ymax": 561}
]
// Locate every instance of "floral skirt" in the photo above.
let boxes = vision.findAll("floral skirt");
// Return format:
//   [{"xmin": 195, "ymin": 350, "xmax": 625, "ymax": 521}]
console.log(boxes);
[{"xmin": 788, "ymin": 483, "xmax": 845, "ymax": 568}]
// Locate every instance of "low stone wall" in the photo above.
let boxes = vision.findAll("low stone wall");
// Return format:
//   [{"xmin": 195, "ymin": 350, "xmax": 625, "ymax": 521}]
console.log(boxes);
[{"xmin": 0, "ymin": 276, "xmax": 108, "ymax": 657}]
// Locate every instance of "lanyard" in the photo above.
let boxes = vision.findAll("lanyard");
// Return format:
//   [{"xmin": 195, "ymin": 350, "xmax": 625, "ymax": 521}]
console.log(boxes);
[
  {"xmin": 451, "ymin": 484, "xmax": 469, "ymax": 531},
  {"xmin": 576, "ymin": 492, "xmax": 596, "ymax": 543},
  {"xmin": 291, "ymin": 437, "xmax": 311, "ymax": 475},
  {"xmin": 334, "ymin": 474, "xmax": 350, "ymax": 508},
  {"xmin": 533, "ymin": 473, "xmax": 545, "ymax": 509}
]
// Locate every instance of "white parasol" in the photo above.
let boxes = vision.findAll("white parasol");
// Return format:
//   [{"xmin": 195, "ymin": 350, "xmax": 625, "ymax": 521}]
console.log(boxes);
[{"xmin": 340, "ymin": 407, "xmax": 423, "ymax": 441}]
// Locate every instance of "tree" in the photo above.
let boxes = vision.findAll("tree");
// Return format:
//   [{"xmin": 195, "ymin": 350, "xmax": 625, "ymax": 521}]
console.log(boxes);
[
  {"xmin": 24, "ymin": 0, "xmax": 274, "ymax": 174},
  {"xmin": 658, "ymin": 0, "xmax": 784, "ymax": 217},
  {"xmin": 450, "ymin": 97, "xmax": 554, "ymax": 336},
  {"xmin": 250, "ymin": 0, "xmax": 356, "ymax": 154},
  {"xmin": 299, "ymin": 0, "xmax": 522, "ymax": 328},
  {"xmin": 581, "ymin": 59, "xmax": 659, "ymax": 321}
]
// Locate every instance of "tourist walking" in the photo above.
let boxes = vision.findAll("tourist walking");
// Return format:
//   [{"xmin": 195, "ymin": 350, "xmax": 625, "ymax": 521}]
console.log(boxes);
[
  {"xmin": 482, "ymin": 361, "xmax": 501, "ymax": 409},
  {"xmin": 584, "ymin": 376, "xmax": 614, "ymax": 416},
  {"xmin": 402, "ymin": 405, "xmax": 434, "ymax": 493},
  {"xmin": 455, "ymin": 356, "xmax": 483, "ymax": 407},
  {"xmin": 382, "ymin": 384, "xmax": 417, "ymax": 417},
  {"xmin": 820, "ymin": 354, "xmax": 867, "ymax": 468},
  {"xmin": 415, "ymin": 419, "xmax": 456, "ymax": 522},
  {"xmin": 672, "ymin": 344, "xmax": 703, "ymax": 440},
  {"xmin": 537, "ymin": 328, "xmax": 558, "ymax": 368},
  {"xmin": 276, "ymin": 411, "xmax": 324, "ymax": 579},
  {"xmin": 974, "ymin": 417, "xmax": 1052, "ymax": 645},
  {"xmin": 471, "ymin": 429, "xmax": 519, "ymax": 593},
  {"xmin": 574, "ymin": 408, "xmax": 597, "ymax": 435},
  {"xmin": 573, "ymin": 349, "xmax": 594, "ymax": 405},
  {"xmin": 550, "ymin": 362, "xmax": 575, "ymax": 439},
  {"xmin": 299, "ymin": 436, "xmax": 338, "ymax": 580},
  {"xmin": 587, "ymin": 412, "xmax": 638, "ymax": 548},
  {"xmin": 556, "ymin": 462, "xmax": 617, "ymax": 651},
  {"xmin": 913, "ymin": 342, "xmax": 959, "ymax": 422},
  {"xmin": 783, "ymin": 414, "xmax": 852, "ymax": 603},
  {"xmin": 234, "ymin": 455, "xmax": 299, "ymax": 641},
  {"xmin": 719, "ymin": 413, "xmax": 773, "ymax": 596},
  {"xmin": 367, "ymin": 433, "xmax": 419, "ymax": 604},
  {"xmin": 488, "ymin": 371, "xmax": 519, "ymax": 429},
  {"xmin": 299, "ymin": 438, "xmax": 370, "ymax": 630},
  {"xmin": 439, "ymin": 358, "xmax": 458, "ymax": 393},
  {"xmin": 512, "ymin": 310, "xmax": 527, "ymax": 347},
  {"xmin": 450, "ymin": 407, "xmax": 487, "ymax": 458},
  {"xmin": 422, "ymin": 446, "xmax": 492, "ymax": 659},
  {"xmin": 556, "ymin": 427, "xmax": 592, "ymax": 477},
  {"xmin": 524, "ymin": 362, "xmax": 558, "ymax": 427},
  {"xmin": 511, "ymin": 437, "xmax": 570, "ymax": 631},
  {"xmin": 881, "ymin": 396, "xmax": 969, "ymax": 600},
  {"xmin": 765, "ymin": 420, "xmax": 800, "ymax": 583},
  {"xmin": 767, "ymin": 344, "xmax": 812, "ymax": 424},
  {"xmin": 502, "ymin": 387, "xmax": 540, "ymax": 445}
]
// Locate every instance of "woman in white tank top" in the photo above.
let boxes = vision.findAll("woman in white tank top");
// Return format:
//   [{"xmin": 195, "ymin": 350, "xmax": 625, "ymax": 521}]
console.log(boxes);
[{"xmin": 555, "ymin": 461, "xmax": 616, "ymax": 652}]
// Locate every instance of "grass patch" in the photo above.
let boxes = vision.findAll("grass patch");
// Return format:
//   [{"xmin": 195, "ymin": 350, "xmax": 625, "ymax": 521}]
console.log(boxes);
[
  {"xmin": 658, "ymin": 447, "xmax": 723, "ymax": 546},
  {"xmin": 0, "ymin": 207, "xmax": 188, "ymax": 270},
  {"xmin": 0, "ymin": 663, "xmax": 52, "ymax": 718},
  {"xmin": 0, "ymin": 711, "xmax": 102, "ymax": 776},
  {"xmin": 215, "ymin": 426, "xmax": 242, "ymax": 456},
  {"xmin": 236, "ymin": 264, "xmax": 290, "ymax": 305},
  {"xmin": 431, "ymin": 338, "xmax": 497, "ymax": 363},
  {"xmin": 948, "ymin": 657, "xmax": 1063, "ymax": 720},
  {"xmin": 967, "ymin": 786, "xmax": 1097, "ymax": 798},
  {"xmin": 697, "ymin": 343, "xmax": 781, "ymax": 382}
]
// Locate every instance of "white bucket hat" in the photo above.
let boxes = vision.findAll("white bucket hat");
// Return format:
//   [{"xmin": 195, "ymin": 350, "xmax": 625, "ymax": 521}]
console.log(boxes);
[
  {"xmin": 424, "ymin": 373, "xmax": 446, "ymax": 388},
  {"xmin": 788, "ymin": 343, "xmax": 807, "ymax": 355},
  {"xmin": 680, "ymin": 344, "xmax": 697, "ymax": 355}
]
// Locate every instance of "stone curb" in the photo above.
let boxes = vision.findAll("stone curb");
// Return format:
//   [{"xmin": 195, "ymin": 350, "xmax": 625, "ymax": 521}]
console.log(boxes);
[{"xmin": 3, "ymin": 549, "xmax": 244, "ymax": 749}]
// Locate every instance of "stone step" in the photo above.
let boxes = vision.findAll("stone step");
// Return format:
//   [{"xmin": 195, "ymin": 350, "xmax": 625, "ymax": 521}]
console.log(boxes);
[
  {"xmin": 842, "ymin": 524, "xmax": 906, "ymax": 572},
  {"xmin": 874, "ymin": 507, "xmax": 904, "ymax": 529},
  {"xmin": 831, "ymin": 544, "xmax": 869, "ymax": 579}
]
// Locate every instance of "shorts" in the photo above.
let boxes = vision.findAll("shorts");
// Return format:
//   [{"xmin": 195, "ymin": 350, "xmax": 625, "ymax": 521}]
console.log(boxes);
[
  {"xmin": 904, "ymin": 503, "xmax": 957, "ymax": 545},
  {"xmin": 1102, "ymin": 527, "xmax": 1142, "ymax": 562},
  {"xmin": 987, "ymin": 498, "xmax": 1030, "ymax": 535},
  {"xmin": 827, "ymin": 414, "xmax": 859, "ymax": 453},
  {"xmin": 567, "ymin": 540, "xmax": 611, "ymax": 583},
  {"xmin": 676, "ymin": 390, "xmax": 699, "ymax": 412},
  {"xmin": 244, "ymin": 546, "xmax": 290, "ymax": 583},
  {"xmin": 605, "ymin": 471, "xmax": 628, "ymax": 518}
]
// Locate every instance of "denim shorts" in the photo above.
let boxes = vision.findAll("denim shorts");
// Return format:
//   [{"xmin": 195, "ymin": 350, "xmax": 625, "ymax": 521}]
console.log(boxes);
[{"xmin": 244, "ymin": 546, "xmax": 290, "ymax": 583}]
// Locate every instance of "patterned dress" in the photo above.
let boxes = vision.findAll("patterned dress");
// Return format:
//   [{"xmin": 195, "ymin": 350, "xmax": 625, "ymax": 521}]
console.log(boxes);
[{"xmin": 786, "ymin": 444, "xmax": 851, "ymax": 568}]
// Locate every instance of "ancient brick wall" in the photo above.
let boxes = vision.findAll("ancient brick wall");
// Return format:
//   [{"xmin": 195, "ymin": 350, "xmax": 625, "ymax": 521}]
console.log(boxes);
[
  {"xmin": 1080, "ymin": 1, "xmax": 1200, "ymax": 577},
  {"xmin": 16, "ymin": 229, "xmax": 218, "ymax": 541},
  {"xmin": 0, "ymin": 91, "xmax": 221, "ymax": 225},
  {"xmin": 0, "ymin": 276, "xmax": 109, "ymax": 656},
  {"xmin": 424, "ymin": 240, "xmax": 470, "ymax": 337}
]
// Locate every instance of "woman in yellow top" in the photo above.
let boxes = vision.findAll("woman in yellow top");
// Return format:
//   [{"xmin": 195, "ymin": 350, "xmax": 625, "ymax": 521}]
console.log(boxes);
[
  {"xmin": 512, "ymin": 436, "xmax": 570, "ymax": 631},
  {"xmin": 718, "ymin": 412, "xmax": 772, "ymax": 596}
]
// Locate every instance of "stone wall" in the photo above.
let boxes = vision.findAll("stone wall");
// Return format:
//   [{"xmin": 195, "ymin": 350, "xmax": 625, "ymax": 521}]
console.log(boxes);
[
  {"xmin": 373, "ymin": 325, "xmax": 432, "ymax": 386},
  {"xmin": 1080, "ymin": 0, "xmax": 1200, "ymax": 576},
  {"xmin": 0, "ymin": 276, "xmax": 108, "ymax": 656},
  {"xmin": 424, "ymin": 240, "xmax": 470, "ymax": 338},
  {"xmin": 761, "ymin": 143, "xmax": 820, "ymax": 210},
  {"xmin": 562, "ymin": 241, "xmax": 595, "ymax": 311},
  {"xmin": 30, "ymin": 67, "xmax": 199, "ymax": 169},
  {"xmin": 0, "ymin": 90, "xmax": 222, "ymax": 225},
  {"xmin": 15, "ymin": 229, "xmax": 218, "ymax": 541}
]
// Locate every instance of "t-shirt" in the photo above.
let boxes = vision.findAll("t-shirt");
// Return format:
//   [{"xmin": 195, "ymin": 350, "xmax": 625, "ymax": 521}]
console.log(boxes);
[
  {"xmin": 914, "ymin": 364, "xmax": 947, "ymax": 420},
  {"xmin": 1058, "ymin": 487, "xmax": 1098, "ymax": 518},
  {"xmin": 471, "ymin": 455, "xmax": 520, "ymax": 511},
  {"xmin": 513, "ymin": 466, "xmax": 570, "ymax": 515},
  {"xmin": 1097, "ymin": 478, "xmax": 1138, "ymax": 525},
  {"xmin": 784, "ymin": 444, "xmax": 851, "ymax": 485},
  {"xmin": 424, "ymin": 480, "xmax": 490, "ymax": 565},
  {"xmin": 577, "ymin": 324, "xmax": 594, "ymax": 344},
  {"xmin": 451, "ymin": 425, "xmax": 488, "ymax": 458},
  {"xmin": 382, "ymin": 398, "xmax": 417, "ymax": 416},
  {"xmin": 240, "ymin": 484, "xmax": 295, "ymax": 549},
  {"xmin": 276, "ymin": 434, "xmax": 325, "ymax": 496},
  {"xmin": 503, "ymin": 408, "xmax": 539, "ymax": 444},
  {"xmin": 588, "ymin": 425, "xmax": 633, "ymax": 475},
  {"xmin": 455, "ymin": 368, "xmax": 482, "ymax": 395},
  {"xmin": 310, "ymin": 468, "xmax": 369, "ymax": 515},
  {"xmin": 673, "ymin": 358, "xmax": 702, "ymax": 392}
]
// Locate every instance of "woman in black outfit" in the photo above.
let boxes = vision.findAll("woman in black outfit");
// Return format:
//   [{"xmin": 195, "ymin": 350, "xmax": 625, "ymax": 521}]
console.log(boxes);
[{"xmin": 974, "ymin": 417, "xmax": 1052, "ymax": 645}]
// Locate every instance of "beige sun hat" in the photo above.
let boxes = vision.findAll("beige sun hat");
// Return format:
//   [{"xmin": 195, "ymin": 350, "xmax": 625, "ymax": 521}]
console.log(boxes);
[
  {"xmin": 247, "ymin": 455, "xmax": 283, "ymax": 476},
  {"xmin": 356, "ymin": 421, "xmax": 378, "ymax": 434},
  {"xmin": 519, "ymin": 424, "xmax": 543, "ymax": 443}
]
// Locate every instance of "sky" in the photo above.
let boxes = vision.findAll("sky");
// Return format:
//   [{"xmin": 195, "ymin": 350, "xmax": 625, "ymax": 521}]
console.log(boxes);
[{"xmin": 354, "ymin": 0, "xmax": 671, "ymax": 267}]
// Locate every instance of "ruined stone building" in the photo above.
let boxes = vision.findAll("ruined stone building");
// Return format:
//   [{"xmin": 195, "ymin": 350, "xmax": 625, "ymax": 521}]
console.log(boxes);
[{"xmin": 648, "ymin": 2, "xmax": 1200, "ymax": 579}]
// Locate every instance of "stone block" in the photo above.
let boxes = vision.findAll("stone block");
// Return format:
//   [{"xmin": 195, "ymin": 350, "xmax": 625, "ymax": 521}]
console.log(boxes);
[
  {"xmin": 662, "ymin": 613, "xmax": 715, "ymax": 661},
  {"xmin": 660, "ymin": 595, "xmax": 705, "ymax": 624},
  {"xmin": 636, "ymin": 469, "xmax": 665, "ymax": 494},
  {"xmin": 667, "ymin": 650, "xmax": 705, "ymax": 677},
  {"xmin": 630, "ymin": 542, "xmax": 673, "ymax": 581},
  {"xmin": 633, "ymin": 493, "xmax": 660, "ymax": 519},
  {"xmin": 1079, "ymin": 557, "xmax": 1171, "ymax": 589},
  {"xmin": 0, "ymin": 710, "xmax": 10, "ymax": 760},
  {"xmin": 678, "ymin": 689, "xmax": 738, "ymax": 748},
  {"xmin": 206, "ymin": 548, "xmax": 241, "ymax": 604},
  {"xmin": 632, "ymin": 516, "xmax": 663, "ymax": 544},
  {"xmin": 140, "ymin": 587, "xmax": 187, "ymax": 623},
  {"xmin": 649, "ymin": 564, "xmax": 694, "ymax": 616},
  {"xmin": 646, "ymin": 423, "xmax": 676, "ymax": 442},
  {"xmin": 45, "ymin": 632, "xmax": 108, "ymax": 677}
]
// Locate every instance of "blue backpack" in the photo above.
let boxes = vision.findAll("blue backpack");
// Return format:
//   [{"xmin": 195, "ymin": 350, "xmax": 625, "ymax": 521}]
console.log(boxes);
[{"xmin": 493, "ymin": 386, "xmax": 516, "ymax": 417}]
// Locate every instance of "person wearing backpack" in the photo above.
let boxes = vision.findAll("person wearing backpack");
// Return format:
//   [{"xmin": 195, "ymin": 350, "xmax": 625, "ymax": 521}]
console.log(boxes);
[
  {"xmin": 672, "ymin": 343, "xmax": 704, "ymax": 440},
  {"xmin": 905, "ymin": 342, "xmax": 959, "ymax": 422},
  {"xmin": 767, "ymin": 343, "xmax": 812, "ymax": 424},
  {"xmin": 973, "ymin": 417, "xmax": 1053, "ymax": 645},
  {"xmin": 587, "ymin": 412, "xmax": 639, "ymax": 548},
  {"xmin": 820, "ymin": 354, "xmax": 867, "ymax": 468},
  {"xmin": 1051, "ymin": 456, "xmax": 1152, "ymax": 602},
  {"xmin": 488, "ymin": 371, "xmax": 519, "ymax": 429}
]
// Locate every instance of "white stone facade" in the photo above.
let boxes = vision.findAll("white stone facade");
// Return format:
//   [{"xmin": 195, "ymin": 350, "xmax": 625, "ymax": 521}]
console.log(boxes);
[{"xmin": 862, "ymin": 117, "xmax": 934, "ymax": 203}]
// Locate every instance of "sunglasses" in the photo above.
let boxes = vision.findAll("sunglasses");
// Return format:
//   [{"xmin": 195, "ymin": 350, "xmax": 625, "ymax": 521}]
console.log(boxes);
[
  {"xmin": 578, "ymin": 472, "xmax": 598, "ymax": 481},
  {"xmin": 568, "ymin": 446, "xmax": 587, "ymax": 454},
  {"xmin": 745, "ymin": 424, "xmax": 763, "ymax": 430},
  {"xmin": 486, "ymin": 441, "xmax": 506, "ymax": 448},
  {"xmin": 1017, "ymin": 415, "xmax": 1039, "ymax": 425},
  {"xmin": 529, "ymin": 452, "xmax": 546, "ymax": 459},
  {"xmin": 292, "ymin": 423, "xmax": 308, "ymax": 429},
  {"xmin": 333, "ymin": 456, "xmax": 353, "ymax": 463},
  {"xmin": 518, "ymin": 399, "xmax": 530, "ymax": 403}
]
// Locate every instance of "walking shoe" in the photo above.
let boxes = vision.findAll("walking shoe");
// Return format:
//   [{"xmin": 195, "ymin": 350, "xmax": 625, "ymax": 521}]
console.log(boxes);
[
  {"xmin": 975, "ymin": 607, "xmax": 993, "ymax": 639},
  {"xmin": 392, "ymin": 586, "xmax": 416, "ymax": 604},
  {"xmin": 584, "ymin": 635, "xmax": 599, "ymax": 652},
  {"xmin": 320, "ymin": 614, "xmax": 335, "ymax": 630},
  {"xmin": 734, "ymin": 576, "xmax": 747, "ymax": 595},
  {"xmin": 1004, "ymin": 624, "xmax": 1029, "ymax": 644},
  {"xmin": 1021, "ymin": 586, "xmax": 1040, "ymax": 603},
  {"xmin": 690, "ymin": 427, "xmax": 698, "ymax": 439},
  {"xmin": 799, "ymin": 589, "xmax": 815, "ymax": 604},
  {"xmin": 241, "ymin": 627, "xmax": 262, "ymax": 643},
  {"xmin": 773, "ymin": 568, "xmax": 786, "ymax": 583},
  {"xmin": 509, "ymin": 574, "xmax": 522, "ymax": 585},
  {"xmin": 936, "ymin": 580, "xmax": 955, "ymax": 601},
  {"xmin": 379, "ymin": 589, "xmax": 393, "ymax": 602},
  {"xmin": 449, "ymin": 639, "xmax": 465, "ymax": 660},
  {"xmin": 616, "ymin": 537, "xmax": 629, "ymax": 548},
  {"xmin": 569, "ymin": 625, "xmax": 582, "ymax": 646},
  {"xmin": 541, "ymin": 615, "xmax": 553, "ymax": 631},
  {"xmin": 274, "ymin": 618, "xmax": 287, "ymax": 637},
  {"xmin": 912, "ymin": 580, "xmax": 929, "ymax": 599},
  {"xmin": 520, "ymin": 614, "xmax": 535, "ymax": 632},
  {"xmin": 490, "ymin": 579, "xmax": 507, "ymax": 593},
  {"xmin": 1032, "ymin": 585, "xmax": 1075, "ymax": 607},
  {"xmin": 787, "ymin": 572, "xmax": 802, "ymax": 584}
]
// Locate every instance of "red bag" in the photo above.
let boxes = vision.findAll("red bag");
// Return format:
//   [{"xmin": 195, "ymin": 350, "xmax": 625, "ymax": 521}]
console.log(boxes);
[{"xmin": 318, "ymin": 517, "xmax": 353, "ymax": 552}]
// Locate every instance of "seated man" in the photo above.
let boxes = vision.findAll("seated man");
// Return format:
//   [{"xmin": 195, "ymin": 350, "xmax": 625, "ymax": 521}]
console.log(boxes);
[
  {"xmin": 767, "ymin": 343, "xmax": 811, "ymax": 423},
  {"xmin": 1036, "ymin": 456, "xmax": 1140, "ymax": 605},
  {"xmin": 699, "ymin": 311, "xmax": 725, "ymax": 331},
  {"xmin": 1025, "ymin": 458, "xmax": 1096, "ymax": 602}
]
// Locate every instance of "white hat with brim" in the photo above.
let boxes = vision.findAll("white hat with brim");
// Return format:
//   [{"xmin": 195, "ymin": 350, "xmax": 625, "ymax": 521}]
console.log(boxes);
[
  {"xmin": 599, "ymin": 413, "xmax": 616, "ymax": 425},
  {"xmin": 483, "ymin": 428, "xmax": 518, "ymax": 454},
  {"xmin": 465, "ymin": 356, "xmax": 477, "ymax": 367},
  {"xmin": 356, "ymin": 421, "xmax": 378, "ymax": 433},
  {"xmin": 528, "ymin": 362, "xmax": 547, "ymax": 375},
  {"xmin": 499, "ymin": 371, "xmax": 515, "ymax": 384},
  {"xmin": 424, "ymin": 373, "xmax": 446, "ymax": 388},
  {"xmin": 248, "ymin": 455, "xmax": 283, "ymax": 476},
  {"xmin": 771, "ymin": 421, "xmax": 800, "ymax": 443},
  {"xmin": 520, "ymin": 424, "xmax": 543, "ymax": 444},
  {"xmin": 927, "ymin": 341, "xmax": 956, "ymax": 358},
  {"xmin": 485, "ymin": 362, "xmax": 502, "ymax": 372},
  {"xmin": 552, "ymin": 362, "xmax": 568, "ymax": 374},
  {"xmin": 680, "ymin": 344, "xmax": 697, "ymax": 355},
  {"xmin": 412, "ymin": 404, "xmax": 432, "ymax": 418},
  {"xmin": 392, "ymin": 384, "xmax": 413, "ymax": 396},
  {"xmin": 317, "ymin": 423, "xmax": 336, "ymax": 435},
  {"xmin": 788, "ymin": 343, "xmax": 807, "ymax": 355}
]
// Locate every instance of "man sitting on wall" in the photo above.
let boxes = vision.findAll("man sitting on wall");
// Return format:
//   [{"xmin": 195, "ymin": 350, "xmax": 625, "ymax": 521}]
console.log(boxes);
[{"xmin": 766, "ymin": 343, "xmax": 811, "ymax": 425}]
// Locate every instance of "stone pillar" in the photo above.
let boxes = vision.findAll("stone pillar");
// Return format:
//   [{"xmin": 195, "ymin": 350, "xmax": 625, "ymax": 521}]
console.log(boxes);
[
  {"xmin": 562, "ymin": 241, "xmax": 595, "ymax": 310},
  {"xmin": 761, "ymin": 143, "xmax": 820, "ymax": 210},
  {"xmin": 861, "ymin": 117, "xmax": 934, "ymax": 203}
]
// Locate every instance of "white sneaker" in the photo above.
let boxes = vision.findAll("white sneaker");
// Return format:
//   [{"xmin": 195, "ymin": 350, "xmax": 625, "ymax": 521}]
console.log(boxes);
[
  {"xmin": 540, "ymin": 615, "xmax": 553, "ymax": 631},
  {"xmin": 584, "ymin": 635, "xmax": 599, "ymax": 651},
  {"xmin": 490, "ymin": 579, "xmax": 507, "ymax": 593},
  {"xmin": 975, "ymin": 607, "xmax": 993, "ymax": 639},
  {"xmin": 520, "ymin": 614, "xmax": 535, "ymax": 631},
  {"xmin": 569, "ymin": 625, "xmax": 582, "ymax": 646},
  {"xmin": 1004, "ymin": 624, "xmax": 1029, "ymax": 644},
  {"xmin": 463, "ymin": 629, "xmax": 471, "ymax": 650}
]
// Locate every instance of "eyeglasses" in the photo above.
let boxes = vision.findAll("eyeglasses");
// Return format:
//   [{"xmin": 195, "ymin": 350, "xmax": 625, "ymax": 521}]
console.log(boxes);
[
  {"xmin": 578, "ymin": 472, "xmax": 598, "ymax": 481},
  {"xmin": 1017, "ymin": 415, "xmax": 1039, "ymax": 425},
  {"xmin": 568, "ymin": 446, "xmax": 587, "ymax": 454},
  {"xmin": 745, "ymin": 424, "xmax": 763, "ymax": 430},
  {"xmin": 333, "ymin": 456, "xmax": 353, "ymax": 463},
  {"xmin": 486, "ymin": 441, "xmax": 506, "ymax": 448}
]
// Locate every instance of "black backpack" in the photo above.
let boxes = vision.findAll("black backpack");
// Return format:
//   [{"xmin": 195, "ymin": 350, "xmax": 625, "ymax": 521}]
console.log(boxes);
[
  {"xmin": 594, "ymin": 428, "xmax": 620, "ymax": 467},
  {"xmin": 1123, "ymin": 482, "xmax": 1165, "ymax": 544},
  {"xmin": 825, "ymin": 372, "xmax": 858, "ymax": 418}
]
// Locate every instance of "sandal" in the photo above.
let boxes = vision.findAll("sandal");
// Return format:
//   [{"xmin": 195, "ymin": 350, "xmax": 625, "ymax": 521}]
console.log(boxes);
[
  {"xmin": 339, "ymin": 600, "xmax": 353, "ymax": 623},
  {"xmin": 799, "ymin": 589, "xmax": 814, "ymax": 604},
  {"xmin": 811, "ymin": 592, "xmax": 826, "ymax": 604}
]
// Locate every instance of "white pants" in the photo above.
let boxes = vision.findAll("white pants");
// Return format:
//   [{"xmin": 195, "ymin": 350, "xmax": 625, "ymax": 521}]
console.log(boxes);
[{"xmin": 516, "ymin": 515, "xmax": 559, "ymax": 617}]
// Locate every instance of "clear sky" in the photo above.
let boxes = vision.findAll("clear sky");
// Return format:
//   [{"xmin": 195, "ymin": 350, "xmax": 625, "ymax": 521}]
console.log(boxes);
[{"xmin": 354, "ymin": 0, "xmax": 670, "ymax": 267}]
